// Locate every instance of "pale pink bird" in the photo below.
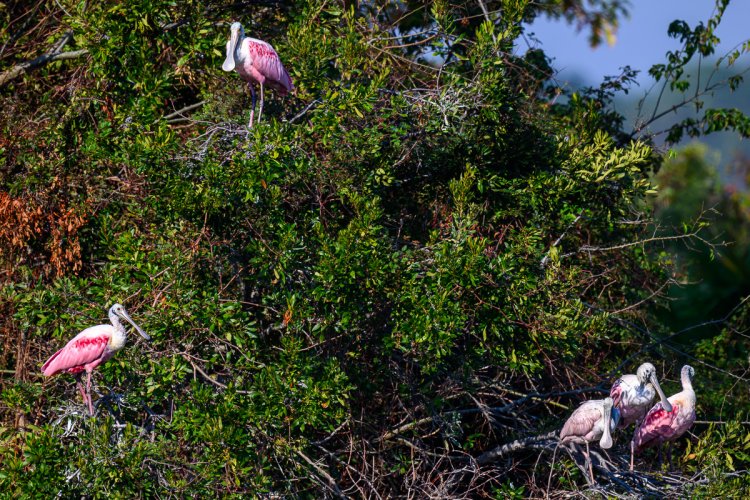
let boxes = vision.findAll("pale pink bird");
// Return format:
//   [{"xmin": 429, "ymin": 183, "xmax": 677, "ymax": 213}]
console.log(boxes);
[
  {"xmin": 41, "ymin": 303, "xmax": 150, "ymax": 415},
  {"xmin": 222, "ymin": 21, "xmax": 294, "ymax": 127},
  {"xmin": 559, "ymin": 397, "xmax": 620, "ymax": 483},
  {"xmin": 632, "ymin": 365, "xmax": 696, "ymax": 471},
  {"xmin": 610, "ymin": 362, "xmax": 672, "ymax": 468}
]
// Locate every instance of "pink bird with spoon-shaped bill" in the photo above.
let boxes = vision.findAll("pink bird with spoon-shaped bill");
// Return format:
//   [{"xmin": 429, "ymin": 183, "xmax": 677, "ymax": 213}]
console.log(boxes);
[
  {"xmin": 610, "ymin": 362, "xmax": 673, "ymax": 470},
  {"xmin": 42, "ymin": 303, "xmax": 150, "ymax": 415},
  {"xmin": 222, "ymin": 21, "xmax": 294, "ymax": 128},
  {"xmin": 559, "ymin": 397, "xmax": 620, "ymax": 483},
  {"xmin": 631, "ymin": 365, "xmax": 697, "ymax": 471}
]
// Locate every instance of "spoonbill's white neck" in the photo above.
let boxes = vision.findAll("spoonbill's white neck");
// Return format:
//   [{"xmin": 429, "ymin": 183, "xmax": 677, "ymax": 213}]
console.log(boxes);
[
  {"xmin": 108, "ymin": 309, "xmax": 128, "ymax": 351},
  {"xmin": 681, "ymin": 371, "xmax": 693, "ymax": 391}
]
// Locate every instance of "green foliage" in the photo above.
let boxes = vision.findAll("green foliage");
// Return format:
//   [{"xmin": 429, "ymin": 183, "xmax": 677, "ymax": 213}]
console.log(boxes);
[
  {"xmin": 644, "ymin": 0, "xmax": 750, "ymax": 143},
  {"xmin": 684, "ymin": 422, "xmax": 750, "ymax": 497},
  {"xmin": 1, "ymin": 0, "xmax": 748, "ymax": 497},
  {"xmin": 653, "ymin": 144, "xmax": 750, "ymax": 335}
]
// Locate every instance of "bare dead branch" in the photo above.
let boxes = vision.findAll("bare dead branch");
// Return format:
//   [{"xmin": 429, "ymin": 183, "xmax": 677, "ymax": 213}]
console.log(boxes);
[
  {"xmin": 288, "ymin": 98, "xmax": 321, "ymax": 124},
  {"xmin": 180, "ymin": 353, "xmax": 252, "ymax": 393},
  {"xmin": 603, "ymin": 278, "xmax": 676, "ymax": 315},
  {"xmin": 0, "ymin": 44, "xmax": 88, "ymax": 87},
  {"xmin": 591, "ymin": 294, "xmax": 750, "ymax": 381},
  {"xmin": 296, "ymin": 449, "xmax": 347, "ymax": 499},
  {"xmin": 576, "ymin": 231, "xmax": 713, "ymax": 254},
  {"xmin": 476, "ymin": 431, "xmax": 557, "ymax": 465},
  {"xmin": 157, "ymin": 100, "xmax": 206, "ymax": 124},
  {"xmin": 540, "ymin": 211, "xmax": 584, "ymax": 267},
  {"xmin": 377, "ymin": 385, "xmax": 606, "ymax": 443}
]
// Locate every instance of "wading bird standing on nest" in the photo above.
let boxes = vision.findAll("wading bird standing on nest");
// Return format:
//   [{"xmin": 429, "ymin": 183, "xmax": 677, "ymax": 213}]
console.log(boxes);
[
  {"xmin": 559, "ymin": 397, "xmax": 620, "ymax": 484},
  {"xmin": 222, "ymin": 21, "xmax": 294, "ymax": 128},
  {"xmin": 610, "ymin": 362, "xmax": 673, "ymax": 469},
  {"xmin": 632, "ymin": 365, "xmax": 696, "ymax": 471},
  {"xmin": 41, "ymin": 303, "xmax": 150, "ymax": 416}
]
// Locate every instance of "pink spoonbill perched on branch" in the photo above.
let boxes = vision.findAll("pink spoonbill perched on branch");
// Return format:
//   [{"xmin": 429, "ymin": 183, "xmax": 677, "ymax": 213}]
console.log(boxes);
[
  {"xmin": 610, "ymin": 362, "xmax": 672, "ymax": 469},
  {"xmin": 632, "ymin": 365, "xmax": 696, "ymax": 471},
  {"xmin": 222, "ymin": 21, "xmax": 294, "ymax": 128},
  {"xmin": 559, "ymin": 397, "xmax": 620, "ymax": 483},
  {"xmin": 41, "ymin": 303, "xmax": 150, "ymax": 416}
]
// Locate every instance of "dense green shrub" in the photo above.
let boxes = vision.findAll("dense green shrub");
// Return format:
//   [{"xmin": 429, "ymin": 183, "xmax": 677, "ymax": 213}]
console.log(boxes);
[{"xmin": 1, "ymin": 0, "xmax": 748, "ymax": 496}]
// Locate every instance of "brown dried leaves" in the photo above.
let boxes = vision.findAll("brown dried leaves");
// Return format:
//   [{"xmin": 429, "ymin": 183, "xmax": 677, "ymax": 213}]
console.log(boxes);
[{"xmin": 0, "ymin": 191, "xmax": 89, "ymax": 280}]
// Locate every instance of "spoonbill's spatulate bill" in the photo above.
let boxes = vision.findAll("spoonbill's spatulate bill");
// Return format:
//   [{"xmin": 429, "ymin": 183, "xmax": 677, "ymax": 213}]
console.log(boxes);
[
  {"xmin": 42, "ymin": 303, "xmax": 150, "ymax": 415},
  {"xmin": 222, "ymin": 21, "xmax": 294, "ymax": 128}
]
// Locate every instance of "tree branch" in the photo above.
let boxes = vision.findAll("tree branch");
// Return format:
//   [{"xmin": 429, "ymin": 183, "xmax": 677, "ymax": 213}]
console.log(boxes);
[
  {"xmin": 296, "ymin": 449, "xmax": 346, "ymax": 499},
  {"xmin": 377, "ymin": 385, "xmax": 606, "ymax": 443},
  {"xmin": 0, "ymin": 47, "xmax": 89, "ymax": 87},
  {"xmin": 180, "ymin": 353, "xmax": 252, "ymax": 393},
  {"xmin": 476, "ymin": 431, "xmax": 557, "ymax": 465},
  {"xmin": 540, "ymin": 211, "xmax": 584, "ymax": 267},
  {"xmin": 156, "ymin": 100, "xmax": 206, "ymax": 124}
]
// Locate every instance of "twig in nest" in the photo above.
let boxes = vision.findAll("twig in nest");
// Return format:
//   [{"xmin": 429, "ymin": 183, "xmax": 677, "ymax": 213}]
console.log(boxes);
[{"xmin": 476, "ymin": 431, "xmax": 557, "ymax": 465}]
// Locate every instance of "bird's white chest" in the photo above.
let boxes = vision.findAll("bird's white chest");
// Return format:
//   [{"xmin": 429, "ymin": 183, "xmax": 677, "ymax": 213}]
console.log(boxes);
[
  {"xmin": 672, "ymin": 392, "xmax": 697, "ymax": 419},
  {"xmin": 235, "ymin": 40, "xmax": 250, "ymax": 65},
  {"xmin": 108, "ymin": 328, "xmax": 127, "ymax": 352},
  {"xmin": 592, "ymin": 409, "xmax": 617, "ymax": 436},
  {"xmin": 621, "ymin": 379, "xmax": 654, "ymax": 407}
]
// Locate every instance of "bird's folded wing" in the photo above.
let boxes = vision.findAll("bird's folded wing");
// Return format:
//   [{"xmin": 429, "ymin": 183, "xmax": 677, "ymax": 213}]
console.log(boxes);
[
  {"xmin": 633, "ymin": 401, "xmax": 677, "ymax": 448},
  {"xmin": 560, "ymin": 403, "xmax": 601, "ymax": 439},
  {"xmin": 609, "ymin": 379, "xmax": 624, "ymax": 408},
  {"xmin": 247, "ymin": 40, "xmax": 293, "ymax": 93},
  {"xmin": 41, "ymin": 334, "xmax": 109, "ymax": 376}
]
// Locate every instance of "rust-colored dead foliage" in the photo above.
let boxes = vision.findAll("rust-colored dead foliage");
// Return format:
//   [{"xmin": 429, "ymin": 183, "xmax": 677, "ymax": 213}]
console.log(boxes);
[{"xmin": 0, "ymin": 191, "xmax": 89, "ymax": 280}]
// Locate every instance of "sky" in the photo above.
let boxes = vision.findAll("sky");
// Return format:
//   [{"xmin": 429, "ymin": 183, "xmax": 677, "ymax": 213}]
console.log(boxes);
[{"xmin": 525, "ymin": 0, "xmax": 750, "ymax": 87}]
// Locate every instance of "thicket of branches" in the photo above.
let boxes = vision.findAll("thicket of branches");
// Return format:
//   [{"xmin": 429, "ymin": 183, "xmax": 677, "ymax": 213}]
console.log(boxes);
[{"xmin": 1, "ymin": 0, "xmax": 749, "ymax": 497}]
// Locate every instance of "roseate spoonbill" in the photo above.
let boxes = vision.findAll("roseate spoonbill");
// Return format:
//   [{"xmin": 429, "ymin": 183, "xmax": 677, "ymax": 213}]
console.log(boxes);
[
  {"xmin": 610, "ymin": 362, "xmax": 672, "ymax": 468},
  {"xmin": 222, "ymin": 21, "xmax": 294, "ymax": 128},
  {"xmin": 559, "ymin": 397, "xmax": 620, "ymax": 483},
  {"xmin": 41, "ymin": 303, "xmax": 150, "ymax": 415},
  {"xmin": 632, "ymin": 365, "xmax": 696, "ymax": 471}
]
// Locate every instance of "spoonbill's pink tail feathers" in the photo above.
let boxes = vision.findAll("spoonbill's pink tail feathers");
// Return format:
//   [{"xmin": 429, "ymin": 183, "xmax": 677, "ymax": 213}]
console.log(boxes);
[{"xmin": 41, "ymin": 348, "xmax": 65, "ymax": 376}]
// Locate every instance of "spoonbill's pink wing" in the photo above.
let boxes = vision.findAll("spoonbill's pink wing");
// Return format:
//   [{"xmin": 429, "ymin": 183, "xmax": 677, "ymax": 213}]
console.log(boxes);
[
  {"xmin": 41, "ymin": 326, "xmax": 111, "ymax": 376},
  {"xmin": 246, "ymin": 38, "xmax": 293, "ymax": 94},
  {"xmin": 560, "ymin": 401, "xmax": 602, "ymax": 441},
  {"xmin": 632, "ymin": 401, "xmax": 678, "ymax": 451}
]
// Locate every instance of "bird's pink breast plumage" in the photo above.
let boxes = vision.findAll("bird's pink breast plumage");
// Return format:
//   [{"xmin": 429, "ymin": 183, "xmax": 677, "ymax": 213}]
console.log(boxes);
[{"xmin": 41, "ymin": 325, "xmax": 113, "ymax": 376}]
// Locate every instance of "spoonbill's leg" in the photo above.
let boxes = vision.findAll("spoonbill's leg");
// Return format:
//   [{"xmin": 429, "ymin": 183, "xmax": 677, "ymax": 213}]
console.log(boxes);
[
  {"xmin": 585, "ymin": 441, "xmax": 594, "ymax": 484},
  {"xmin": 75, "ymin": 374, "xmax": 87, "ymax": 410},
  {"xmin": 85, "ymin": 371, "xmax": 94, "ymax": 416},
  {"xmin": 248, "ymin": 83, "xmax": 256, "ymax": 128},
  {"xmin": 666, "ymin": 442, "xmax": 673, "ymax": 470},
  {"xmin": 629, "ymin": 440, "xmax": 635, "ymax": 472},
  {"xmin": 258, "ymin": 82, "xmax": 265, "ymax": 124},
  {"xmin": 657, "ymin": 443, "xmax": 663, "ymax": 469}
]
